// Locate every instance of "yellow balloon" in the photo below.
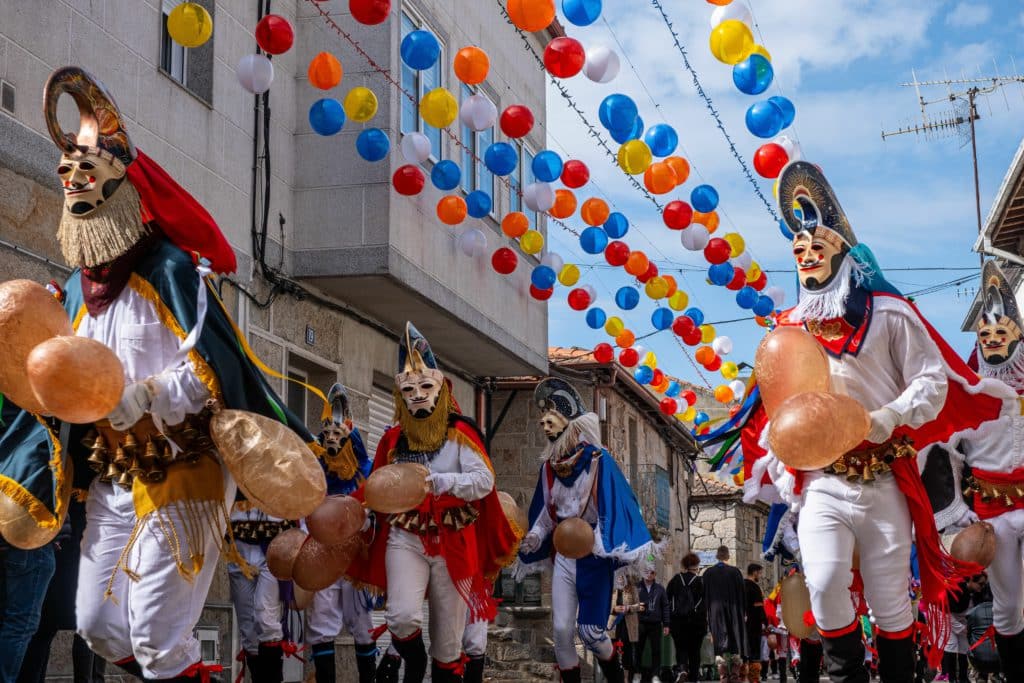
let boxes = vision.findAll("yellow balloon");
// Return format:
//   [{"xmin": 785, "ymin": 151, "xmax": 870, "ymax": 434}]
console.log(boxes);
[
  {"xmin": 724, "ymin": 233, "xmax": 745, "ymax": 257},
  {"xmin": 419, "ymin": 88, "xmax": 458, "ymax": 128},
  {"xmin": 605, "ymin": 316, "xmax": 625, "ymax": 337},
  {"xmin": 167, "ymin": 2, "xmax": 213, "ymax": 48},
  {"xmin": 772, "ymin": 180, "xmax": 779, "ymax": 198},
  {"xmin": 668, "ymin": 290, "xmax": 689, "ymax": 311},
  {"xmin": 643, "ymin": 352, "xmax": 658, "ymax": 367},
  {"xmin": 721, "ymin": 361, "xmax": 739, "ymax": 380},
  {"xmin": 344, "ymin": 87, "xmax": 378, "ymax": 123},
  {"xmin": 520, "ymin": 230, "xmax": 544, "ymax": 255},
  {"xmin": 645, "ymin": 276, "xmax": 669, "ymax": 300},
  {"xmin": 700, "ymin": 324, "xmax": 716, "ymax": 344},
  {"xmin": 558, "ymin": 264, "xmax": 581, "ymax": 286},
  {"xmin": 681, "ymin": 406, "xmax": 696, "ymax": 422},
  {"xmin": 709, "ymin": 19, "xmax": 754, "ymax": 65},
  {"xmin": 751, "ymin": 44, "xmax": 772, "ymax": 61},
  {"xmin": 747, "ymin": 262, "xmax": 762, "ymax": 283},
  {"xmin": 617, "ymin": 139, "xmax": 653, "ymax": 175}
]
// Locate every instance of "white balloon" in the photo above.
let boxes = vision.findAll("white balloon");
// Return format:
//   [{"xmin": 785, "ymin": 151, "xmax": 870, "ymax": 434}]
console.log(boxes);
[
  {"xmin": 731, "ymin": 251, "xmax": 753, "ymax": 270},
  {"xmin": 680, "ymin": 225, "xmax": 710, "ymax": 251},
  {"xmin": 400, "ymin": 132, "xmax": 432, "ymax": 164},
  {"xmin": 712, "ymin": 335, "xmax": 734, "ymax": 356},
  {"xmin": 581, "ymin": 284, "xmax": 597, "ymax": 302},
  {"xmin": 765, "ymin": 285, "xmax": 786, "ymax": 308},
  {"xmin": 457, "ymin": 228, "xmax": 488, "ymax": 257},
  {"xmin": 541, "ymin": 252, "xmax": 564, "ymax": 272},
  {"xmin": 236, "ymin": 54, "xmax": 275, "ymax": 94},
  {"xmin": 523, "ymin": 182, "xmax": 556, "ymax": 212},
  {"xmin": 729, "ymin": 379, "xmax": 746, "ymax": 397},
  {"xmin": 459, "ymin": 93, "xmax": 498, "ymax": 132},
  {"xmin": 775, "ymin": 135, "xmax": 803, "ymax": 162},
  {"xmin": 584, "ymin": 45, "xmax": 620, "ymax": 84},
  {"xmin": 710, "ymin": 3, "xmax": 752, "ymax": 28}
]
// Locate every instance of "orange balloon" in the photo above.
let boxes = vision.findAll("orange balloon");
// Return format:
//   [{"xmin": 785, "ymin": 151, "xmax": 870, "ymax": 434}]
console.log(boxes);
[
  {"xmin": 507, "ymin": 0, "xmax": 556, "ymax": 32},
  {"xmin": 437, "ymin": 195, "xmax": 468, "ymax": 225},
  {"xmin": 714, "ymin": 385, "xmax": 734, "ymax": 403},
  {"xmin": 665, "ymin": 156, "xmax": 690, "ymax": 185},
  {"xmin": 643, "ymin": 162, "xmax": 678, "ymax": 195},
  {"xmin": 502, "ymin": 212, "xmax": 529, "ymax": 238},
  {"xmin": 754, "ymin": 326, "xmax": 831, "ymax": 417},
  {"xmin": 580, "ymin": 197, "xmax": 610, "ymax": 226},
  {"xmin": 694, "ymin": 346, "xmax": 715, "ymax": 365},
  {"xmin": 615, "ymin": 330, "xmax": 636, "ymax": 348},
  {"xmin": 768, "ymin": 392, "xmax": 870, "ymax": 470},
  {"xmin": 693, "ymin": 210, "xmax": 720, "ymax": 233},
  {"xmin": 624, "ymin": 250, "xmax": 649, "ymax": 276},
  {"xmin": 550, "ymin": 189, "xmax": 577, "ymax": 219},
  {"xmin": 553, "ymin": 517, "xmax": 595, "ymax": 559},
  {"xmin": 454, "ymin": 46, "xmax": 490, "ymax": 85},
  {"xmin": 308, "ymin": 52, "xmax": 343, "ymax": 90},
  {"xmin": 662, "ymin": 274, "xmax": 678, "ymax": 298}
]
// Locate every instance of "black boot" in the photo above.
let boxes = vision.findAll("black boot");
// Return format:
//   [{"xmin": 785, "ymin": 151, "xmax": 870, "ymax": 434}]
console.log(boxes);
[
  {"xmin": 874, "ymin": 634, "xmax": 914, "ymax": 683},
  {"xmin": 311, "ymin": 641, "xmax": 335, "ymax": 683},
  {"xmin": 995, "ymin": 630, "xmax": 1024, "ymax": 679},
  {"xmin": 390, "ymin": 631, "xmax": 428, "ymax": 683},
  {"xmin": 243, "ymin": 654, "xmax": 259, "ymax": 683},
  {"xmin": 430, "ymin": 659, "xmax": 463, "ymax": 683},
  {"xmin": 820, "ymin": 626, "xmax": 869, "ymax": 683},
  {"xmin": 375, "ymin": 653, "xmax": 401, "ymax": 683},
  {"xmin": 596, "ymin": 655, "xmax": 625, "ymax": 683},
  {"xmin": 464, "ymin": 655, "xmax": 485, "ymax": 683},
  {"xmin": 354, "ymin": 643, "xmax": 379, "ymax": 683},
  {"xmin": 257, "ymin": 642, "xmax": 284, "ymax": 683},
  {"xmin": 558, "ymin": 667, "xmax": 582, "ymax": 683}
]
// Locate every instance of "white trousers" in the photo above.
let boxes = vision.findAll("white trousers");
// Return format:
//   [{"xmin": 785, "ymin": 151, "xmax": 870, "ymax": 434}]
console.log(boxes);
[
  {"xmin": 77, "ymin": 475, "xmax": 235, "ymax": 679},
  {"xmin": 463, "ymin": 615, "xmax": 488, "ymax": 657},
  {"xmin": 552, "ymin": 553, "xmax": 614, "ymax": 669},
  {"xmin": 987, "ymin": 508, "xmax": 1024, "ymax": 635},
  {"xmin": 797, "ymin": 475, "xmax": 913, "ymax": 633},
  {"xmin": 307, "ymin": 577, "xmax": 374, "ymax": 646},
  {"xmin": 227, "ymin": 542, "xmax": 284, "ymax": 655},
  {"xmin": 384, "ymin": 528, "xmax": 467, "ymax": 663}
]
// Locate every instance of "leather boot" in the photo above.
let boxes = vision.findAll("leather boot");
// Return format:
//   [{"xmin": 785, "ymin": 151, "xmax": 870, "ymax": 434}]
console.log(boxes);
[
  {"xmin": 257, "ymin": 642, "xmax": 284, "ymax": 683},
  {"xmin": 311, "ymin": 642, "xmax": 335, "ymax": 683},
  {"xmin": 463, "ymin": 655, "xmax": 485, "ymax": 683},
  {"xmin": 995, "ymin": 629, "xmax": 1024, "ymax": 679},
  {"xmin": 354, "ymin": 643, "xmax": 378, "ymax": 683},
  {"xmin": 874, "ymin": 633, "xmax": 914, "ymax": 683},
  {"xmin": 430, "ymin": 659, "xmax": 463, "ymax": 683},
  {"xmin": 559, "ymin": 667, "xmax": 582, "ymax": 683},
  {"xmin": 374, "ymin": 653, "xmax": 401, "ymax": 683},
  {"xmin": 820, "ymin": 626, "xmax": 869, "ymax": 683},
  {"xmin": 596, "ymin": 655, "xmax": 625, "ymax": 683},
  {"xmin": 390, "ymin": 631, "xmax": 428, "ymax": 683}
]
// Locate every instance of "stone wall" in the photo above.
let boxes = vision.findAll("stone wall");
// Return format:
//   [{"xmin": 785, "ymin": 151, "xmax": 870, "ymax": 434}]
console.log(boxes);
[{"xmin": 690, "ymin": 498, "xmax": 778, "ymax": 593}]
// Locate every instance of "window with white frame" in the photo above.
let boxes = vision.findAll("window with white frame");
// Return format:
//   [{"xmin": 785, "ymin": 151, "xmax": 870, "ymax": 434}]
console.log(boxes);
[
  {"xmin": 161, "ymin": 0, "xmax": 189, "ymax": 86},
  {"xmin": 458, "ymin": 85, "xmax": 497, "ymax": 213},
  {"xmin": 159, "ymin": 0, "xmax": 214, "ymax": 104},
  {"xmin": 400, "ymin": 11, "xmax": 443, "ymax": 161},
  {"xmin": 520, "ymin": 144, "xmax": 539, "ymax": 229}
]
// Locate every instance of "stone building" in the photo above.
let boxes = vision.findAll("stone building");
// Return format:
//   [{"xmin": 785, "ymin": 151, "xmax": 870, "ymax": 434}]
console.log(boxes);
[{"xmin": 0, "ymin": 1, "xmax": 555, "ymax": 679}]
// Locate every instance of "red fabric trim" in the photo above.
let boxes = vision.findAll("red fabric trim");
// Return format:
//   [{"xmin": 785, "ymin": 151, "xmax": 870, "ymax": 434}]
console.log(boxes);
[
  {"xmin": 973, "ymin": 467, "xmax": 1024, "ymax": 518},
  {"xmin": 233, "ymin": 650, "xmax": 246, "ymax": 683},
  {"xmin": 819, "ymin": 621, "xmax": 860, "ymax": 639},
  {"xmin": 876, "ymin": 625, "xmax": 915, "ymax": 641},
  {"xmin": 113, "ymin": 657, "xmax": 136, "ymax": 666},
  {"xmin": 974, "ymin": 466, "xmax": 1024, "ymax": 484},
  {"xmin": 177, "ymin": 662, "xmax": 224, "ymax": 683},
  {"xmin": 391, "ymin": 628, "xmax": 422, "ymax": 642},
  {"xmin": 971, "ymin": 625, "xmax": 996, "ymax": 650},
  {"xmin": 434, "ymin": 655, "xmax": 467, "ymax": 675},
  {"xmin": 369, "ymin": 623, "xmax": 388, "ymax": 641}
]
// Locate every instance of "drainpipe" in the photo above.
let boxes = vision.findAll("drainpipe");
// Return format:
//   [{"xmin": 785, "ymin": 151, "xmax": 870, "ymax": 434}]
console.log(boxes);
[{"xmin": 978, "ymin": 236, "xmax": 1024, "ymax": 267}]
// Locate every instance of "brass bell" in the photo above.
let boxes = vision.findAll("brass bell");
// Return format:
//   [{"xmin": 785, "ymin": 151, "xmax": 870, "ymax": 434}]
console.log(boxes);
[
  {"xmin": 1005, "ymin": 494, "xmax": 1014, "ymax": 507},
  {"xmin": 113, "ymin": 446, "xmax": 129, "ymax": 467},
  {"xmin": 144, "ymin": 439, "xmax": 159, "ymax": 461},
  {"xmin": 127, "ymin": 457, "xmax": 145, "ymax": 480},
  {"xmin": 869, "ymin": 455, "xmax": 885, "ymax": 473},
  {"xmin": 116, "ymin": 469, "xmax": 133, "ymax": 489},
  {"xmin": 86, "ymin": 450, "xmax": 107, "ymax": 472},
  {"xmin": 831, "ymin": 460, "xmax": 848, "ymax": 474},
  {"xmin": 144, "ymin": 464, "xmax": 166, "ymax": 483},
  {"xmin": 102, "ymin": 462, "xmax": 120, "ymax": 483},
  {"xmin": 861, "ymin": 466, "xmax": 875, "ymax": 483},
  {"xmin": 84, "ymin": 432, "xmax": 106, "ymax": 450}
]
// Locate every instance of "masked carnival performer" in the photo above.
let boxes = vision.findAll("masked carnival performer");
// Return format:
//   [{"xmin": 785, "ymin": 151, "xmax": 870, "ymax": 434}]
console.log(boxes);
[
  {"xmin": 515, "ymin": 378, "xmax": 658, "ymax": 683},
  {"xmin": 347, "ymin": 323, "xmax": 519, "ymax": 683},
  {"xmin": 740, "ymin": 161, "xmax": 1009, "ymax": 683},
  {"xmin": 3, "ymin": 66, "xmax": 317, "ymax": 682}
]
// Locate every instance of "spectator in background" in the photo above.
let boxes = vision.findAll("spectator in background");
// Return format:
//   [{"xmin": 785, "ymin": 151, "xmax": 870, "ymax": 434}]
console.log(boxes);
[
  {"xmin": 667, "ymin": 553, "xmax": 706, "ymax": 683},
  {"xmin": 636, "ymin": 568, "xmax": 671, "ymax": 683},
  {"xmin": 612, "ymin": 574, "xmax": 643, "ymax": 683},
  {"xmin": 703, "ymin": 546, "xmax": 748, "ymax": 683},
  {"xmin": 743, "ymin": 564, "xmax": 767, "ymax": 683}
]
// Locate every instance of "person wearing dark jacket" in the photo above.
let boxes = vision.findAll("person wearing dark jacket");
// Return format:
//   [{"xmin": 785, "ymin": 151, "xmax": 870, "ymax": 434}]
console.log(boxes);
[
  {"xmin": 743, "ymin": 564, "xmax": 767, "ymax": 683},
  {"xmin": 703, "ymin": 546, "xmax": 748, "ymax": 682},
  {"xmin": 667, "ymin": 553, "xmax": 706, "ymax": 683},
  {"xmin": 637, "ymin": 568, "xmax": 671, "ymax": 683}
]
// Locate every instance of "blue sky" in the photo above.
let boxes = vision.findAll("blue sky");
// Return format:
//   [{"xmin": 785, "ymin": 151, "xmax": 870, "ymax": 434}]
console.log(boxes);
[{"xmin": 541, "ymin": 0, "xmax": 1024, "ymax": 391}]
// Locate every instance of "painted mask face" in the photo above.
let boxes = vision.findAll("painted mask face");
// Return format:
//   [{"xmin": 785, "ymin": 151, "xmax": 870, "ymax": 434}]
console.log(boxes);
[
  {"xmin": 792, "ymin": 232, "xmax": 845, "ymax": 290},
  {"xmin": 977, "ymin": 316, "xmax": 1022, "ymax": 364},
  {"xmin": 321, "ymin": 420, "xmax": 351, "ymax": 456},
  {"xmin": 57, "ymin": 149, "xmax": 126, "ymax": 217},
  {"xmin": 397, "ymin": 370, "xmax": 444, "ymax": 418},
  {"xmin": 539, "ymin": 409, "xmax": 570, "ymax": 442}
]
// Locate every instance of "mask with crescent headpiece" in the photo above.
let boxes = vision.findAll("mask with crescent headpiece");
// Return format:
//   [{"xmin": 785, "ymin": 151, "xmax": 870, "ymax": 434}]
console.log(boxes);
[
  {"xmin": 976, "ymin": 260, "xmax": 1024, "ymax": 367},
  {"xmin": 395, "ymin": 322, "xmax": 445, "ymax": 418},
  {"xmin": 534, "ymin": 377, "xmax": 586, "ymax": 442}
]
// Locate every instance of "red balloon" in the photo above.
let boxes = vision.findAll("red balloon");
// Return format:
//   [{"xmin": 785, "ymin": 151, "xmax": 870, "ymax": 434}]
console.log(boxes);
[
  {"xmin": 392, "ymin": 165, "xmax": 425, "ymax": 196},
  {"xmin": 754, "ymin": 143, "xmax": 789, "ymax": 179},
  {"xmin": 255, "ymin": 14, "xmax": 294, "ymax": 55},
  {"xmin": 349, "ymin": 0, "xmax": 391, "ymax": 24},
  {"xmin": 681, "ymin": 390, "xmax": 697, "ymax": 406},
  {"xmin": 491, "ymin": 247, "xmax": 518, "ymax": 274},
  {"xmin": 594, "ymin": 342, "xmax": 615, "ymax": 364},
  {"xmin": 567, "ymin": 288, "xmax": 591, "ymax": 310},
  {"xmin": 561, "ymin": 160, "xmax": 590, "ymax": 188},
  {"xmin": 659, "ymin": 398, "xmax": 678, "ymax": 416},
  {"xmin": 501, "ymin": 105, "xmax": 535, "ymax": 139},
  {"xmin": 751, "ymin": 272, "xmax": 768, "ymax": 291},
  {"xmin": 543, "ymin": 37, "xmax": 585, "ymax": 78},
  {"xmin": 703, "ymin": 237, "xmax": 731, "ymax": 265},
  {"xmin": 530, "ymin": 285, "xmax": 553, "ymax": 301},
  {"xmin": 704, "ymin": 356, "xmax": 723, "ymax": 372},
  {"xmin": 726, "ymin": 267, "xmax": 747, "ymax": 291},
  {"xmin": 619, "ymin": 348, "xmax": 639, "ymax": 367},
  {"xmin": 638, "ymin": 262, "xmax": 659, "ymax": 284},
  {"xmin": 672, "ymin": 315, "xmax": 695, "ymax": 337},
  {"xmin": 604, "ymin": 240, "xmax": 630, "ymax": 267},
  {"xmin": 682, "ymin": 328, "xmax": 703, "ymax": 346},
  {"xmin": 651, "ymin": 369, "xmax": 665, "ymax": 386},
  {"xmin": 663, "ymin": 200, "xmax": 694, "ymax": 230}
]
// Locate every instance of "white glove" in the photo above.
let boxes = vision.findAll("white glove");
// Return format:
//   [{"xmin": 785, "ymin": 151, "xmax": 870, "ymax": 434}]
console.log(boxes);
[
  {"xmin": 947, "ymin": 508, "xmax": 980, "ymax": 533},
  {"xmin": 867, "ymin": 407, "xmax": 900, "ymax": 444},
  {"xmin": 520, "ymin": 532, "xmax": 541, "ymax": 554},
  {"xmin": 107, "ymin": 381, "xmax": 154, "ymax": 432},
  {"xmin": 426, "ymin": 472, "xmax": 458, "ymax": 496},
  {"xmin": 360, "ymin": 511, "xmax": 373, "ymax": 533}
]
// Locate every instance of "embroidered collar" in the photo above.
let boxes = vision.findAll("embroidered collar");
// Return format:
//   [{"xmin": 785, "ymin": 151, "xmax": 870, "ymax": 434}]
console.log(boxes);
[
  {"xmin": 550, "ymin": 443, "xmax": 597, "ymax": 484},
  {"xmin": 790, "ymin": 287, "xmax": 874, "ymax": 358}
]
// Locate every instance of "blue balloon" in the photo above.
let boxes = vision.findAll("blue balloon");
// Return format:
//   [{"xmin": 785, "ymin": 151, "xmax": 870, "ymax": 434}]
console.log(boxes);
[
  {"xmin": 532, "ymin": 150, "xmax": 563, "ymax": 183},
  {"xmin": 400, "ymin": 30, "xmax": 441, "ymax": 70},
  {"xmin": 431, "ymin": 160, "xmax": 462, "ymax": 190},
  {"xmin": 309, "ymin": 98, "xmax": 345, "ymax": 135},
  {"xmin": 665, "ymin": 381, "xmax": 681, "ymax": 398},
  {"xmin": 651, "ymin": 307, "xmax": 674, "ymax": 330},
  {"xmin": 610, "ymin": 115, "xmax": 643, "ymax": 144},
  {"xmin": 753, "ymin": 295, "xmax": 774, "ymax": 317},
  {"xmin": 604, "ymin": 212, "xmax": 629, "ymax": 238},
  {"xmin": 694, "ymin": 411, "xmax": 710, "ymax": 426},
  {"xmin": 484, "ymin": 142, "xmax": 518, "ymax": 176},
  {"xmin": 615, "ymin": 286, "xmax": 640, "ymax": 310},
  {"xmin": 745, "ymin": 100, "xmax": 784, "ymax": 139},
  {"xmin": 769, "ymin": 95, "xmax": 796, "ymax": 128},
  {"xmin": 634, "ymin": 365, "xmax": 654, "ymax": 384},
  {"xmin": 736, "ymin": 286, "xmax": 759, "ymax": 309},
  {"xmin": 580, "ymin": 226, "xmax": 609, "ymax": 254},
  {"xmin": 778, "ymin": 219, "xmax": 795, "ymax": 240},
  {"xmin": 356, "ymin": 128, "xmax": 390, "ymax": 162},
  {"xmin": 732, "ymin": 54, "xmax": 774, "ymax": 95},
  {"xmin": 466, "ymin": 191, "xmax": 492, "ymax": 218},
  {"xmin": 708, "ymin": 262, "xmax": 734, "ymax": 286},
  {"xmin": 586, "ymin": 307, "xmax": 607, "ymax": 330},
  {"xmin": 531, "ymin": 265, "xmax": 557, "ymax": 290},
  {"xmin": 644, "ymin": 124, "xmax": 679, "ymax": 157},
  {"xmin": 684, "ymin": 307, "xmax": 704, "ymax": 326},
  {"xmin": 562, "ymin": 0, "xmax": 602, "ymax": 26},
  {"xmin": 690, "ymin": 185, "xmax": 719, "ymax": 213},
  {"xmin": 599, "ymin": 94, "xmax": 638, "ymax": 132}
]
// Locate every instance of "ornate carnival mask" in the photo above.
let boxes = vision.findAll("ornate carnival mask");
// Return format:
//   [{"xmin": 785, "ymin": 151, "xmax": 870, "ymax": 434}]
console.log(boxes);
[
  {"xmin": 792, "ymin": 230, "xmax": 846, "ymax": 290},
  {"xmin": 395, "ymin": 322, "xmax": 445, "ymax": 418},
  {"xmin": 534, "ymin": 377, "xmax": 586, "ymax": 442},
  {"xmin": 539, "ymin": 409, "xmax": 570, "ymax": 442},
  {"xmin": 321, "ymin": 383, "xmax": 352, "ymax": 456},
  {"xmin": 977, "ymin": 261, "xmax": 1024, "ymax": 365},
  {"xmin": 57, "ymin": 149, "xmax": 127, "ymax": 217}
]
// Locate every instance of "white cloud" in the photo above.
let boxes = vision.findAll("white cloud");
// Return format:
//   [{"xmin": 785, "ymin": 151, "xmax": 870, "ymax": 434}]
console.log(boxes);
[{"xmin": 946, "ymin": 2, "xmax": 993, "ymax": 28}]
